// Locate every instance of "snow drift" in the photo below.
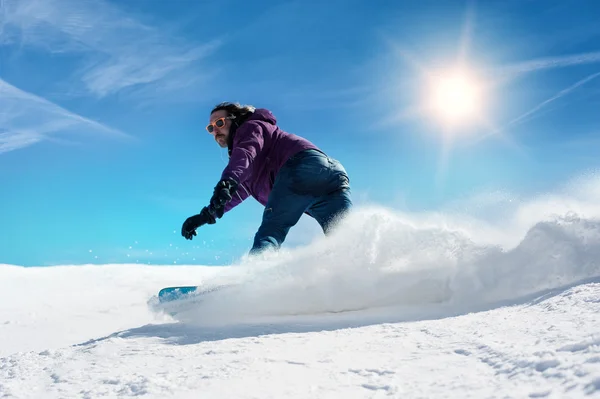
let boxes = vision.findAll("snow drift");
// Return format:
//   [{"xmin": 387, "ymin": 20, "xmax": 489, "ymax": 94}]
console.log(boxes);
[
  {"xmin": 1, "ymin": 174, "xmax": 600, "ymax": 398},
  {"xmin": 148, "ymin": 173, "xmax": 600, "ymax": 325}
]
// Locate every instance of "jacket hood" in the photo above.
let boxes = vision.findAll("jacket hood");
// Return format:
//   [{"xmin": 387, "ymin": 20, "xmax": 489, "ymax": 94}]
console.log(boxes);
[
  {"xmin": 246, "ymin": 108, "xmax": 277, "ymax": 125},
  {"xmin": 227, "ymin": 108, "xmax": 276, "ymax": 157}
]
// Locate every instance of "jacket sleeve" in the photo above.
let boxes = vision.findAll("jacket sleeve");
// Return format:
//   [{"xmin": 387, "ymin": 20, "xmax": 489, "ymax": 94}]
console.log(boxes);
[
  {"xmin": 221, "ymin": 121, "xmax": 264, "ymax": 185},
  {"xmin": 223, "ymin": 182, "xmax": 251, "ymax": 213}
]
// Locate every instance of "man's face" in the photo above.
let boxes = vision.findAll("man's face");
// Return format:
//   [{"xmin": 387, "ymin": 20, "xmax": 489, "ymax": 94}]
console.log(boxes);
[{"xmin": 207, "ymin": 110, "xmax": 231, "ymax": 148}]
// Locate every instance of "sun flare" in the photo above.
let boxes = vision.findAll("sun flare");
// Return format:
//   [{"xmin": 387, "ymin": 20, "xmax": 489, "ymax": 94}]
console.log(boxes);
[{"xmin": 427, "ymin": 68, "xmax": 484, "ymax": 127}]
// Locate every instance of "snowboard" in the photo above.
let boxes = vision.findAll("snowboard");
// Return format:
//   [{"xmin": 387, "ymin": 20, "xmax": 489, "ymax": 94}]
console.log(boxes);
[
  {"xmin": 158, "ymin": 286, "xmax": 199, "ymax": 302},
  {"xmin": 150, "ymin": 284, "xmax": 234, "ymax": 317},
  {"xmin": 157, "ymin": 284, "xmax": 232, "ymax": 303}
]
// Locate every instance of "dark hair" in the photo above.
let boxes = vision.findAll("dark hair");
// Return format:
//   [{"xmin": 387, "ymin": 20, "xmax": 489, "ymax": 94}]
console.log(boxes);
[
  {"xmin": 210, "ymin": 102, "xmax": 256, "ymax": 120},
  {"xmin": 211, "ymin": 102, "xmax": 256, "ymax": 156}
]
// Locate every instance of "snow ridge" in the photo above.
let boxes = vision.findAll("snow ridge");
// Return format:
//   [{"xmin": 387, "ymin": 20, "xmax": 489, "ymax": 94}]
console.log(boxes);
[{"xmin": 2, "ymin": 175, "xmax": 600, "ymax": 397}]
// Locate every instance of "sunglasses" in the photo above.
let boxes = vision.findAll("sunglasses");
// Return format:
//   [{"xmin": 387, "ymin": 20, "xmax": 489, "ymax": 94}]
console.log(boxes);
[{"xmin": 206, "ymin": 116, "xmax": 235, "ymax": 134}]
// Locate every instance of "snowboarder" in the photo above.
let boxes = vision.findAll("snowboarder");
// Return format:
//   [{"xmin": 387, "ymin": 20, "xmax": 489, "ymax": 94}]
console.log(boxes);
[{"xmin": 181, "ymin": 102, "xmax": 353, "ymax": 255}]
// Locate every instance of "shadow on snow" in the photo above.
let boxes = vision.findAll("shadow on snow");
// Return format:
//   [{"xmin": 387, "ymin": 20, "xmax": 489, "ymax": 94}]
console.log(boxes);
[{"xmin": 75, "ymin": 275, "xmax": 600, "ymax": 348}]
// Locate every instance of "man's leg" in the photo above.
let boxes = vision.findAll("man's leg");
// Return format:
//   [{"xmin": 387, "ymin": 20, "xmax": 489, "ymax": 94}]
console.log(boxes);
[
  {"xmin": 305, "ymin": 156, "xmax": 353, "ymax": 234},
  {"xmin": 250, "ymin": 166, "xmax": 313, "ymax": 255},
  {"xmin": 250, "ymin": 150, "xmax": 353, "ymax": 255},
  {"xmin": 307, "ymin": 187, "xmax": 352, "ymax": 234}
]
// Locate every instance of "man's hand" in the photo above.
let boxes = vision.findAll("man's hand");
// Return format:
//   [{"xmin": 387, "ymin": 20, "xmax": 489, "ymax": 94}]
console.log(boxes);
[
  {"xmin": 181, "ymin": 206, "xmax": 216, "ymax": 240},
  {"xmin": 210, "ymin": 178, "xmax": 238, "ymax": 218}
]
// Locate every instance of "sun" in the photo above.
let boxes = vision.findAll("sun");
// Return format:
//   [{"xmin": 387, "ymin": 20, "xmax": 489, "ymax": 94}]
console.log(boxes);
[{"xmin": 426, "ymin": 67, "xmax": 484, "ymax": 128}]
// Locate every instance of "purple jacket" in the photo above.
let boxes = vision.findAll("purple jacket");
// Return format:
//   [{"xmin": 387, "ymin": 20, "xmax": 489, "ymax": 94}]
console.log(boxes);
[{"xmin": 220, "ymin": 108, "xmax": 319, "ymax": 213}]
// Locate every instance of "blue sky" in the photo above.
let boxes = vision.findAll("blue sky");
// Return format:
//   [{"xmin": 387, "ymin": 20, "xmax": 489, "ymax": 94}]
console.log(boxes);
[{"xmin": 1, "ymin": 0, "xmax": 600, "ymax": 266}]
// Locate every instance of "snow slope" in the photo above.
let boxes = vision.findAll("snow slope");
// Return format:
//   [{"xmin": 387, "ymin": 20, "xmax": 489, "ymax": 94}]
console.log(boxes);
[{"xmin": 2, "ymin": 177, "xmax": 600, "ymax": 398}]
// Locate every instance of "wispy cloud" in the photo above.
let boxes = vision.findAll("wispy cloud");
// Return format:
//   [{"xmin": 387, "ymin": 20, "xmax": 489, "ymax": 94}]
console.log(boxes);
[
  {"xmin": 462, "ymin": 51, "xmax": 600, "ymax": 145},
  {"xmin": 0, "ymin": 78, "xmax": 127, "ymax": 154},
  {"xmin": 497, "ymin": 51, "xmax": 600, "ymax": 77},
  {"xmin": 506, "ymin": 71, "xmax": 600, "ymax": 128},
  {"xmin": 467, "ymin": 71, "xmax": 600, "ymax": 146},
  {"xmin": 1, "ymin": 0, "xmax": 220, "ymax": 98}
]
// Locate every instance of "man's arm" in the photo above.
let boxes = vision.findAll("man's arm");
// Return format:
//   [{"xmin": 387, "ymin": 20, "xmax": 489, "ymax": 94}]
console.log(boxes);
[
  {"xmin": 211, "ymin": 121, "xmax": 264, "ymax": 217},
  {"xmin": 221, "ymin": 121, "xmax": 264, "ymax": 185},
  {"xmin": 223, "ymin": 182, "xmax": 251, "ymax": 213}
]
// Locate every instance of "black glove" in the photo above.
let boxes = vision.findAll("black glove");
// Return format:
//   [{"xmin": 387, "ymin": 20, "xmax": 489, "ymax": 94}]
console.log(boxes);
[
  {"xmin": 181, "ymin": 206, "xmax": 216, "ymax": 240},
  {"xmin": 210, "ymin": 178, "xmax": 238, "ymax": 218}
]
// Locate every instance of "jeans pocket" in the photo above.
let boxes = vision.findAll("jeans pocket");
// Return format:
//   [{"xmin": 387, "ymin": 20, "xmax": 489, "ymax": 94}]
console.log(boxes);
[
  {"xmin": 291, "ymin": 154, "xmax": 351, "ymax": 196},
  {"xmin": 289, "ymin": 160, "xmax": 326, "ymax": 194}
]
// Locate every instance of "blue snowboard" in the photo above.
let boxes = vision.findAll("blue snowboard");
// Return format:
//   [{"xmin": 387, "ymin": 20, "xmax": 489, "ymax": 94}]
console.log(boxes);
[{"xmin": 157, "ymin": 284, "xmax": 231, "ymax": 303}]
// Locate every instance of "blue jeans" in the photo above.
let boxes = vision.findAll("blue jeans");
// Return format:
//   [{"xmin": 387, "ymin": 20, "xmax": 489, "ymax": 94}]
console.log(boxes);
[{"xmin": 250, "ymin": 149, "xmax": 352, "ymax": 255}]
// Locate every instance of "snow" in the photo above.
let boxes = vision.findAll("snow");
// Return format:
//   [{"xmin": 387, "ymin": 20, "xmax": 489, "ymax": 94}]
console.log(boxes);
[{"xmin": 2, "ymin": 177, "xmax": 600, "ymax": 398}]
